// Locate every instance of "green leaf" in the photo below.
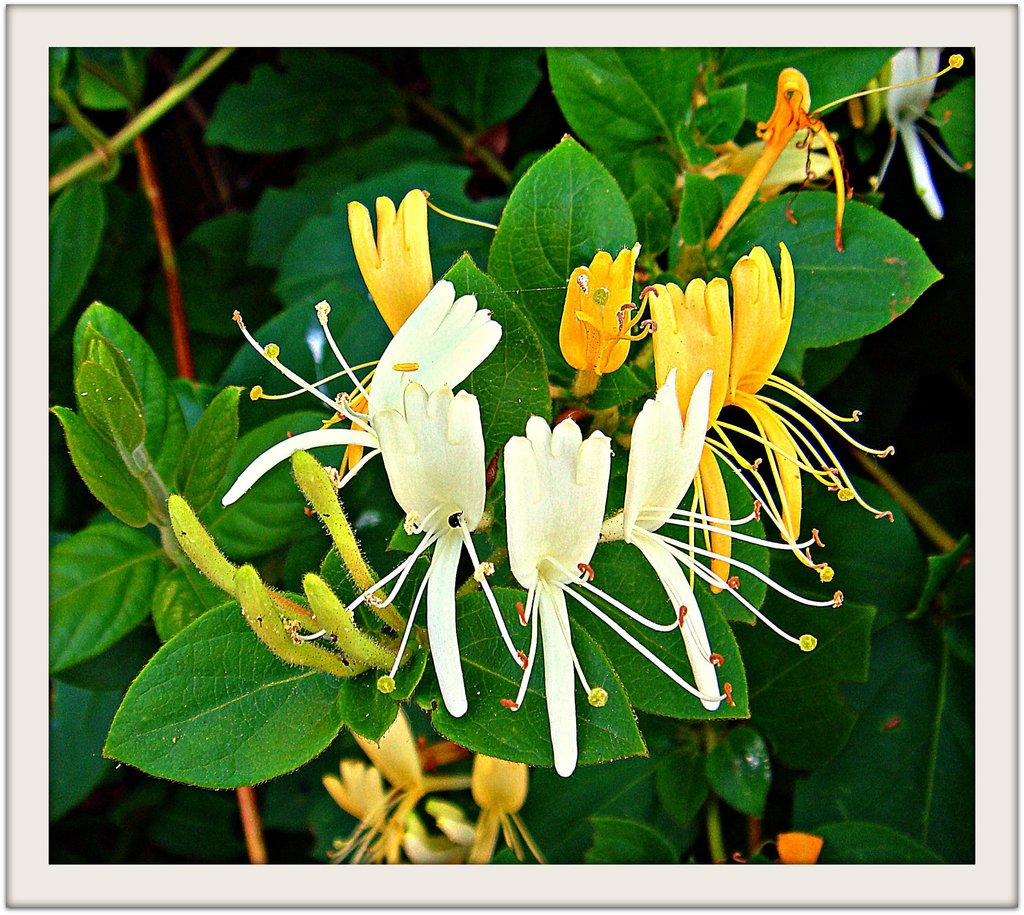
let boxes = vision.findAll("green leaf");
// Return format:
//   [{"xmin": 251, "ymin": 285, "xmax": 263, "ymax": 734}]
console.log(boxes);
[
  {"xmin": 74, "ymin": 48, "xmax": 149, "ymax": 110},
  {"xmin": 547, "ymin": 49, "xmax": 700, "ymax": 149},
  {"xmin": 50, "ymin": 407, "xmax": 151, "ymax": 527},
  {"xmin": 73, "ymin": 302, "xmax": 188, "ymax": 479},
  {"xmin": 929, "ymin": 77, "xmax": 974, "ymax": 173},
  {"xmin": 594, "ymin": 142, "xmax": 679, "ymax": 200},
  {"xmin": 50, "ymin": 681, "xmax": 123, "ymax": 821},
  {"xmin": 910, "ymin": 534, "xmax": 971, "ymax": 620},
  {"xmin": 53, "ymin": 626, "xmax": 160, "ymax": 693},
  {"xmin": 738, "ymin": 596, "xmax": 875, "ymax": 769},
  {"xmin": 105, "ymin": 603, "xmax": 347, "ymax": 788},
  {"xmin": 628, "ymin": 185, "xmax": 672, "ymax": 257},
  {"xmin": 585, "ymin": 816, "xmax": 677, "ymax": 863},
  {"xmin": 715, "ymin": 193, "xmax": 942, "ymax": 349},
  {"xmin": 694, "ymin": 85, "xmax": 747, "ymax": 145},
  {"xmin": 489, "ymin": 137, "xmax": 637, "ymax": 364},
  {"xmin": 50, "ymin": 181, "xmax": 106, "ymax": 334},
  {"xmin": 655, "ymin": 739, "xmax": 709, "ymax": 826},
  {"xmin": 422, "ymin": 49, "xmax": 542, "ymax": 129},
  {"xmin": 205, "ymin": 49, "xmax": 399, "ymax": 152},
  {"xmin": 815, "ymin": 822, "xmax": 943, "ymax": 864},
  {"xmin": 793, "ymin": 616, "xmax": 973, "ymax": 862},
  {"xmin": 152, "ymin": 566, "xmax": 227, "ymax": 641},
  {"xmin": 175, "ymin": 386, "xmax": 242, "ymax": 511},
  {"xmin": 588, "ymin": 364, "xmax": 655, "ymax": 411},
  {"xmin": 74, "ymin": 360, "xmax": 145, "ymax": 451},
  {"xmin": 443, "ymin": 255, "xmax": 552, "ymax": 454},
  {"xmin": 336, "ymin": 648, "xmax": 429, "ymax": 741},
  {"xmin": 416, "ymin": 588, "xmax": 646, "ymax": 769},
  {"xmin": 50, "ymin": 523, "xmax": 163, "ymax": 673},
  {"xmin": 705, "ymin": 726, "xmax": 771, "ymax": 816},
  {"xmin": 206, "ymin": 410, "xmax": 327, "ymax": 559},
  {"xmin": 717, "ymin": 48, "xmax": 895, "ymax": 121},
  {"xmin": 677, "ymin": 173, "xmax": 723, "ymax": 246}
]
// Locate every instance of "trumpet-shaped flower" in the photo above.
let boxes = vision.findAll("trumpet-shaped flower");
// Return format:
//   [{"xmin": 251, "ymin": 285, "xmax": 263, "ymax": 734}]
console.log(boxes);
[
  {"xmin": 559, "ymin": 243, "xmax": 647, "ymax": 394},
  {"xmin": 466, "ymin": 755, "xmax": 544, "ymax": 863},
  {"xmin": 224, "ymin": 281, "xmax": 512, "ymax": 717},
  {"xmin": 503, "ymin": 417, "xmax": 728, "ymax": 777},
  {"xmin": 324, "ymin": 710, "xmax": 471, "ymax": 864},
  {"xmin": 709, "ymin": 68, "xmax": 847, "ymax": 252},
  {"xmin": 601, "ymin": 370, "xmax": 831, "ymax": 705},
  {"xmin": 646, "ymin": 243, "xmax": 893, "ymax": 579},
  {"xmin": 348, "ymin": 189, "xmax": 434, "ymax": 332}
]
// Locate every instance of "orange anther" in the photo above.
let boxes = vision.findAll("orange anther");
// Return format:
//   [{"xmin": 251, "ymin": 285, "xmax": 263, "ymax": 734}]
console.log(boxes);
[
  {"xmin": 678, "ymin": 605, "xmax": 688, "ymax": 626},
  {"xmin": 812, "ymin": 529, "xmax": 825, "ymax": 548},
  {"xmin": 727, "ymin": 576, "xmax": 741, "ymax": 590},
  {"xmin": 303, "ymin": 506, "xmax": 315, "ymax": 517},
  {"xmin": 710, "ymin": 653, "xmax": 725, "ymax": 667},
  {"xmin": 577, "ymin": 563, "xmax": 595, "ymax": 582},
  {"xmin": 515, "ymin": 601, "xmax": 527, "ymax": 626},
  {"xmin": 724, "ymin": 682, "xmax": 736, "ymax": 707},
  {"xmin": 285, "ymin": 430, "xmax": 294, "ymax": 438},
  {"xmin": 882, "ymin": 716, "xmax": 902, "ymax": 731},
  {"xmin": 833, "ymin": 590, "xmax": 844, "ymax": 607},
  {"xmin": 875, "ymin": 511, "xmax": 895, "ymax": 523},
  {"xmin": 517, "ymin": 650, "xmax": 529, "ymax": 670},
  {"xmin": 499, "ymin": 698, "xmax": 519, "ymax": 710},
  {"xmin": 753, "ymin": 501, "xmax": 762, "ymax": 522}
]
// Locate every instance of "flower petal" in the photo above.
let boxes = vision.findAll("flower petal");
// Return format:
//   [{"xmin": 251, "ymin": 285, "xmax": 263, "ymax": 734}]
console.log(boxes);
[
  {"xmin": 538, "ymin": 586, "xmax": 578, "ymax": 777},
  {"xmin": 427, "ymin": 530, "xmax": 469, "ymax": 718}
]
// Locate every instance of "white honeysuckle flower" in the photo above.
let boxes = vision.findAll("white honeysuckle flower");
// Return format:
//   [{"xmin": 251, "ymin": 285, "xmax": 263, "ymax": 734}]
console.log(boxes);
[
  {"xmin": 502, "ymin": 416, "xmax": 733, "ymax": 778},
  {"xmin": 222, "ymin": 279, "xmax": 500, "ymax": 506},
  {"xmin": 601, "ymin": 370, "xmax": 830, "ymax": 708},
  {"xmin": 363, "ymin": 382, "xmax": 521, "ymax": 718}
]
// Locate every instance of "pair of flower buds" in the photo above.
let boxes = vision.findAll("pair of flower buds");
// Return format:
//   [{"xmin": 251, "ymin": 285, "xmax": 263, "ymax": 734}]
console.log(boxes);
[{"xmin": 220, "ymin": 275, "xmax": 835, "ymax": 778}]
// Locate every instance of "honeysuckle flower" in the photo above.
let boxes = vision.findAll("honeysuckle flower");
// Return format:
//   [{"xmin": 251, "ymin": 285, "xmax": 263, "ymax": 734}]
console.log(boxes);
[
  {"xmin": 709, "ymin": 68, "xmax": 846, "ymax": 252},
  {"xmin": 225, "ymin": 281, "xmax": 514, "ymax": 716},
  {"xmin": 324, "ymin": 711, "xmax": 471, "ymax": 864},
  {"xmin": 502, "ymin": 417, "xmax": 728, "ymax": 777},
  {"xmin": 600, "ymin": 370, "xmax": 829, "ymax": 702},
  {"xmin": 401, "ymin": 812, "xmax": 469, "ymax": 864},
  {"xmin": 348, "ymin": 189, "xmax": 434, "ymax": 332},
  {"xmin": 776, "ymin": 831, "xmax": 825, "ymax": 864},
  {"xmin": 645, "ymin": 243, "xmax": 894, "ymax": 579},
  {"xmin": 700, "ymin": 132, "xmax": 835, "ymax": 202},
  {"xmin": 874, "ymin": 49, "xmax": 968, "ymax": 220},
  {"xmin": 467, "ymin": 755, "xmax": 544, "ymax": 863},
  {"xmin": 559, "ymin": 243, "xmax": 647, "ymax": 396}
]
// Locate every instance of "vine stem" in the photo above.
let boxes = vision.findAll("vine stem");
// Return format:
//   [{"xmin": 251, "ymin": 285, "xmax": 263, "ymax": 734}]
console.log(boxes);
[
  {"xmin": 703, "ymin": 724, "xmax": 727, "ymax": 863},
  {"xmin": 846, "ymin": 449, "xmax": 957, "ymax": 553},
  {"xmin": 236, "ymin": 785, "xmax": 268, "ymax": 864},
  {"xmin": 134, "ymin": 134, "xmax": 195, "ymax": 380},
  {"xmin": 407, "ymin": 94, "xmax": 512, "ymax": 184},
  {"xmin": 48, "ymin": 48, "xmax": 234, "ymax": 195}
]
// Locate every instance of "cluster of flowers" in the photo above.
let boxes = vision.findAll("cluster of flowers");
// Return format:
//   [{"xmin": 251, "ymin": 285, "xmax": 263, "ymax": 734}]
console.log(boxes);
[{"xmin": 219, "ymin": 185, "xmax": 891, "ymax": 779}]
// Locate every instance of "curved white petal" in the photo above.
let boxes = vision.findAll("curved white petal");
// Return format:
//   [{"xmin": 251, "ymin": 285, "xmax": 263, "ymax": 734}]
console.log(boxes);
[
  {"xmin": 900, "ymin": 123, "xmax": 944, "ymax": 219},
  {"xmin": 538, "ymin": 586, "xmax": 578, "ymax": 777},
  {"xmin": 427, "ymin": 530, "xmax": 468, "ymax": 718},
  {"xmin": 221, "ymin": 427, "xmax": 379, "ymax": 506}
]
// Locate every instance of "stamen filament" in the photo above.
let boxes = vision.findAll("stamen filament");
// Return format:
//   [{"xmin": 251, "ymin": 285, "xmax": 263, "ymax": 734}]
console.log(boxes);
[
  {"xmin": 759, "ymin": 394, "xmax": 893, "ymax": 458},
  {"xmin": 315, "ymin": 301, "xmax": 372, "ymax": 402},
  {"xmin": 458, "ymin": 520, "xmax": 521, "ymax": 665},
  {"xmin": 648, "ymin": 514, "xmax": 818, "ymax": 551},
  {"xmin": 763, "ymin": 375, "xmax": 859, "ymax": 423},
  {"xmin": 550, "ymin": 560, "xmax": 678, "ymax": 632},
  {"xmin": 547, "ymin": 583, "xmax": 594, "ymax": 695},
  {"xmin": 386, "ymin": 563, "xmax": 433, "ymax": 679},
  {"xmin": 335, "ymin": 448, "xmax": 382, "ymax": 490},
  {"xmin": 424, "ymin": 196, "xmax": 498, "ymax": 231},
  {"xmin": 512, "ymin": 602, "xmax": 540, "ymax": 709},
  {"xmin": 296, "ymin": 628, "xmax": 327, "ymax": 641},
  {"xmin": 348, "ymin": 530, "xmax": 439, "ymax": 613}
]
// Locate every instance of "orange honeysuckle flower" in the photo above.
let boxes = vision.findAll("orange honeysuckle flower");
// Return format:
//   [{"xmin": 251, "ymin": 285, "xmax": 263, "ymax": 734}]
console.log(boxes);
[
  {"xmin": 646, "ymin": 242, "xmax": 893, "ymax": 581},
  {"xmin": 776, "ymin": 831, "xmax": 825, "ymax": 864},
  {"xmin": 708, "ymin": 68, "xmax": 847, "ymax": 252}
]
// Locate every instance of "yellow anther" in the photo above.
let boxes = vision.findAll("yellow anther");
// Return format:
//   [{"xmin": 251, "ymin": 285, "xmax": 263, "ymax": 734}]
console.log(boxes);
[
  {"xmin": 263, "ymin": 343, "xmax": 280, "ymax": 360},
  {"xmin": 393, "ymin": 362, "xmax": 420, "ymax": 372},
  {"xmin": 588, "ymin": 686, "xmax": 608, "ymax": 708},
  {"xmin": 249, "ymin": 385, "xmax": 264, "ymax": 401},
  {"xmin": 473, "ymin": 562, "xmax": 495, "ymax": 582},
  {"xmin": 818, "ymin": 564, "xmax": 835, "ymax": 583},
  {"xmin": 377, "ymin": 675, "xmax": 396, "ymax": 694},
  {"xmin": 403, "ymin": 512, "xmax": 420, "ymax": 535},
  {"xmin": 315, "ymin": 300, "xmax": 331, "ymax": 321},
  {"xmin": 949, "ymin": 54, "xmax": 964, "ymax": 68},
  {"xmin": 799, "ymin": 634, "xmax": 818, "ymax": 653},
  {"xmin": 837, "ymin": 487, "xmax": 855, "ymax": 502}
]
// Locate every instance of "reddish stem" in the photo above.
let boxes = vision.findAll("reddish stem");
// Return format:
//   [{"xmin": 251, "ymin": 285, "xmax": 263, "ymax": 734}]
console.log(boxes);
[
  {"xmin": 134, "ymin": 134, "xmax": 195, "ymax": 380},
  {"xmin": 235, "ymin": 785, "xmax": 268, "ymax": 864}
]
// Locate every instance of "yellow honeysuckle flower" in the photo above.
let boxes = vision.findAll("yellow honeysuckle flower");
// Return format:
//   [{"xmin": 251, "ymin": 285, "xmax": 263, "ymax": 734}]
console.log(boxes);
[
  {"xmin": 347, "ymin": 189, "xmax": 434, "ymax": 333},
  {"xmin": 646, "ymin": 242, "xmax": 893, "ymax": 581},
  {"xmin": 559, "ymin": 243, "xmax": 646, "ymax": 395},
  {"xmin": 466, "ymin": 755, "xmax": 545, "ymax": 864},
  {"xmin": 708, "ymin": 68, "xmax": 846, "ymax": 252},
  {"xmin": 324, "ymin": 711, "xmax": 471, "ymax": 863}
]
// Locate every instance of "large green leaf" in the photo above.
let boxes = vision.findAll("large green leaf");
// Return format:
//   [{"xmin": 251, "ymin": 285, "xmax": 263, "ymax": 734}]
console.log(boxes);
[
  {"xmin": 50, "ymin": 407, "xmax": 151, "ymax": 527},
  {"xmin": 74, "ymin": 360, "xmax": 145, "ymax": 452},
  {"xmin": 547, "ymin": 49, "xmax": 700, "ymax": 150},
  {"xmin": 736, "ymin": 597, "xmax": 875, "ymax": 770},
  {"xmin": 585, "ymin": 816, "xmax": 676, "ymax": 863},
  {"xmin": 416, "ymin": 588, "xmax": 646, "ymax": 770},
  {"xmin": 104, "ymin": 603, "xmax": 347, "ymax": 788},
  {"xmin": 175, "ymin": 386, "xmax": 241, "ymax": 511},
  {"xmin": 705, "ymin": 726, "xmax": 771, "ymax": 816},
  {"xmin": 815, "ymin": 821, "xmax": 943, "ymax": 864},
  {"xmin": 694, "ymin": 85, "xmax": 747, "ymax": 146},
  {"xmin": 50, "ymin": 523, "xmax": 163, "ymax": 673},
  {"xmin": 444, "ymin": 255, "xmax": 552, "ymax": 454},
  {"xmin": 717, "ymin": 48, "xmax": 896, "ymax": 120},
  {"xmin": 50, "ymin": 681, "xmax": 123, "ymax": 821},
  {"xmin": 335, "ymin": 648, "xmax": 429, "ymax": 741},
  {"xmin": 714, "ymin": 193, "xmax": 942, "ymax": 349},
  {"xmin": 422, "ymin": 48, "xmax": 542, "ymax": 130},
  {"xmin": 73, "ymin": 302, "xmax": 187, "ymax": 478},
  {"xmin": 793, "ymin": 616, "xmax": 973, "ymax": 862},
  {"xmin": 488, "ymin": 137, "xmax": 637, "ymax": 365},
  {"xmin": 50, "ymin": 180, "xmax": 106, "ymax": 334},
  {"xmin": 205, "ymin": 49, "xmax": 398, "ymax": 152}
]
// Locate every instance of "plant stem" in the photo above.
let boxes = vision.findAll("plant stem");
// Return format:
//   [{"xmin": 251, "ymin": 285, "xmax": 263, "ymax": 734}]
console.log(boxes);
[
  {"xmin": 846, "ymin": 449, "xmax": 957, "ymax": 553},
  {"xmin": 703, "ymin": 723, "xmax": 727, "ymax": 863},
  {"xmin": 49, "ymin": 48, "xmax": 234, "ymax": 195},
  {"xmin": 408, "ymin": 94, "xmax": 512, "ymax": 184},
  {"xmin": 235, "ymin": 785, "xmax": 268, "ymax": 864},
  {"xmin": 134, "ymin": 134, "xmax": 195, "ymax": 380}
]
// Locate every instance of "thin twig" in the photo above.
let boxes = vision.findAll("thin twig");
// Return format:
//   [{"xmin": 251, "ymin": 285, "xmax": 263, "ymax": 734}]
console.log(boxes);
[
  {"xmin": 235, "ymin": 785, "xmax": 269, "ymax": 864},
  {"xmin": 49, "ymin": 48, "xmax": 234, "ymax": 195},
  {"xmin": 134, "ymin": 134, "xmax": 195, "ymax": 380},
  {"xmin": 408, "ymin": 94, "xmax": 512, "ymax": 184},
  {"xmin": 847, "ymin": 449, "xmax": 958, "ymax": 553}
]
